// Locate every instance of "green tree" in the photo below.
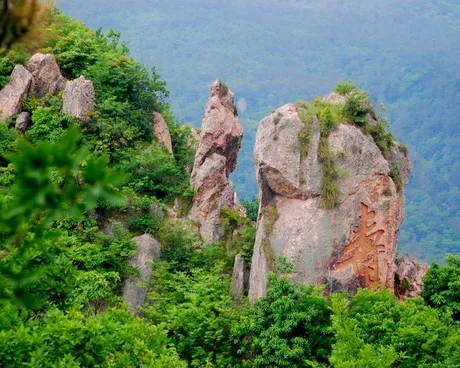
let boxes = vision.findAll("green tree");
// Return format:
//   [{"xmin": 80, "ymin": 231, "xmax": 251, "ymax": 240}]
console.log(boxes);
[
  {"xmin": 0, "ymin": 306, "xmax": 185, "ymax": 367},
  {"xmin": 423, "ymin": 254, "xmax": 460, "ymax": 320},
  {"xmin": 0, "ymin": 127, "xmax": 123, "ymax": 307},
  {"xmin": 235, "ymin": 259, "xmax": 333, "ymax": 367}
]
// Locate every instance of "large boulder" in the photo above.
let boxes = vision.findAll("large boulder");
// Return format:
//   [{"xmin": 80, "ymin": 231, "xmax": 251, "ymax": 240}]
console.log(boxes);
[
  {"xmin": 394, "ymin": 254, "xmax": 429, "ymax": 299},
  {"xmin": 122, "ymin": 234, "xmax": 161, "ymax": 314},
  {"xmin": 0, "ymin": 65, "xmax": 33, "ymax": 120},
  {"xmin": 153, "ymin": 112, "xmax": 173, "ymax": 155},
  {"xmin": 15, "ymin": 112, "xmax": 31, "ymax": 134},
  {"xmin": 248, "ymin": 94, "xmax": 411, "ymax": 302},
  {"xmin": 63, "ymin": 76, "xmax": 96, "ymax": 120},
  {"xmin": 189, "ymin": 80, "xmax": 243, "ymax": 243},
  {"xmin": 25, "ymin": 53, "xmax": 66, "ymax": 98}
]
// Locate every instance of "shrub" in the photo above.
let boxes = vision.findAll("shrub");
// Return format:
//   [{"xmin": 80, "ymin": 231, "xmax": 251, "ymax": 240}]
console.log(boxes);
[
  {"xmin": 117, "ymin": 144, "xmax": 191, "ymax": 201},
  {"xmin": 330, "ymin": 289, "xmax": 460, "ymax": 367},
  {"xmin": 241, "ymin": 197, "xmax": 259, "ymax": 222},
  {"xmin": 423, "ymin": 254, "xmax": 460, "ymax": 321},
  {"xmin": 21, "ymin": 96, "xmax": 41, "ymax": 112},
  {"xmin": 334, "ymin": 81, "xmax": 357, "ymax": 95},
  {"xmin": 0, "ymin": 122, "xmax": 17, "ymax": 165},
  {"xmin": 389, "ymin": 164, "xmax": 403, "ymax": 192},
  {"xmin": 399, "ymin": 143, "xmax": 408, "ymax": 157},
  {"xmin": 234, "ymin": 259, "xmax": 333, "ymax": 367},
  {"xmin": 343, "ymin": 90, "xmax": 371, "ymax": 126},
  {"xmin": 0, "ymin": 307, "xmax": 185, "ymax": 367},
  {"xmin": 146, "ymin": 263, "xmax": 238, "ymax": 367}
]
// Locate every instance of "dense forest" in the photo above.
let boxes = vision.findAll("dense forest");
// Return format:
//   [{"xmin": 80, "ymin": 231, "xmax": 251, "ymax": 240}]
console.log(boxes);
[
  {"xmin": 0, "ymin": 3, "xmax": 459, "ymax": 367},
  {"xmin": 58, "ymin": 0, "xmax": 460, "ymax": 263}
]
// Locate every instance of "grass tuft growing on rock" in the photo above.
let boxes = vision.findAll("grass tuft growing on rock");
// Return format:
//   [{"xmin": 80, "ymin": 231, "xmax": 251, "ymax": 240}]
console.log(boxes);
[
  {"xmin": 318, "ymin": 137, "xmax": 340, "ymax": 208},
  {"xmin": 389, "ymin": 164, "xmax": 403, "ymax": 192},
  {"xmin": 298, "ymin": 99, "xmax": 344, "ymax": 207},
  {"xmin": 297, "ymin": 83, "xmax": 401, "ymax": 207}
]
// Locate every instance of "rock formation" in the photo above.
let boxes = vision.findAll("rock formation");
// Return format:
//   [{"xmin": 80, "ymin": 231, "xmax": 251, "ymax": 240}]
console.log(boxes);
[
  {"xmin": 394, "ymin": 254, "xmax": 429, "ymax": 299},
  {"xmin": 15, "ymin": 112, "xmax": 31, "ymax": 134},
  {"xmin": 231, "ymin": 254, "xmax": 246, "ymax": 303},
  {"xmin": 189, "ymin": 80, "xmax": 243, "ymax": 243},
  {"xmin": 153, "ymin": 112, "xmax": 173, "ymax": 155},
  {"xmin": 248, "ymin": 93, "xmax": 411, "ymax": 302},
  {"xmin": 122, "ymin": 234, "xmax": 161, "ymax": 314},
  {"xmin": 25, "ymin": 53, "xmax": 65, "ymax": 98},
  {"xmin": 0, "ymin": 65, "xmax": 33, "ymax": 120},
  {"xmin": 63, "ymin": 76, "xmax": 96, "ymax": 120}
]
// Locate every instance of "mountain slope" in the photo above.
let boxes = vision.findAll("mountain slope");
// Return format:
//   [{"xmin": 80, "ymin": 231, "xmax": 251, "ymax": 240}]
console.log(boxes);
[{"xmin": 58, "ymin": 0, "xmax": 460, "ymax": 262}]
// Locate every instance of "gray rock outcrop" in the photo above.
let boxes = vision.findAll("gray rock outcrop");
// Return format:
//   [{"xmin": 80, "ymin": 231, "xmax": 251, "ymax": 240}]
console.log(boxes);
[
  {"xmin": 395, "ymin": 254, "xmax": 429, "ymax": 299},
  {"xmin": 231, "ymin": 255, "xmax": 246, "ymax": 303},
  {"xmin": 63, "ymin": 76, "xmax": 96, "ymax": 120},
  {"xmin": 15, "ymin": 112, "xmax": 31, "ymax": 134},
  {"xmin": 25, "ymin": 53, "xmax": 65, "ymax": 98},
  {"xmin": 189, "ymin": 80, "xmax": 243, "ymax": 243},
  {"xmin": 153, "ymin": 112, "xmax": 173, "ymax": 155},
  {"xmin": 122, "ymin": 234, "xmax": 161, "ymax": 314},
  {"xmin": 249, "ymin": 94, "xmax": 411, "ymax": 302},
  {"xmin": 0, "ymin": 65, "xmax": 33, "ymax": 120}
]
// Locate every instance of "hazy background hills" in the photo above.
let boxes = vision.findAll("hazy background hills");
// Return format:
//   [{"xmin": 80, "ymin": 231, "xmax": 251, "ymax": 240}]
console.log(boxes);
[{"xmin": 58, "ymin": 0, "xmax": 460, "ymax": 262}]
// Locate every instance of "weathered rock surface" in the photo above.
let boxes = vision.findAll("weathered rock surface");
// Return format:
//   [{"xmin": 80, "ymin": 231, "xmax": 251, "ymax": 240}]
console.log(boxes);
[
  {"xmin": 249, "ymin": 96, "xmax": 411, "ymax": 302},
  {"xmin": 0, "ymin": 65, "xmax": 33, "ymax": 120},
  {"xmin": 122, "ymin": 234, "xmax": 161, "ymax": 314},
  {"xmin": 231, "ymin": 254, "xmax": 246, "ymax": 302},
  {"xmin": 190, "ymin": 80, "xmax": 243, "ymax": 243},
  {"xmin": 153, "ymin": 112, "xmax": 173, "ymax": 155},
  {"xmin": 395, "ymin": 254, "xmax": 429, "ymax": 299},
  {"xmin": 25, "ymin": 53, "xmax": 65, "ymax": 98},
  {"xmin": 15, "ymin": 112, "xmax": 31, "ymax": 134},
  {"xmin": 63, "ymin": 76, "xmax": 96, "ymax": 120}
]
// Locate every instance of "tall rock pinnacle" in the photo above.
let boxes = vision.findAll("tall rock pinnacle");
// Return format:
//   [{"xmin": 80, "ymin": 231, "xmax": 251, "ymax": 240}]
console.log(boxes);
[
  {"xmin": 248, "ymin": 91, "xmax": 411, "ymax": 302},
  {"xmin": 190, "ymin": 80, "xmax": 243, "ymax": 243}
]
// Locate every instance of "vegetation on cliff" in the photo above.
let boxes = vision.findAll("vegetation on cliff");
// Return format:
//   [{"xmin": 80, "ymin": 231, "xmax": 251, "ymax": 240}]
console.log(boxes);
[
  {"xmin": 57, "ymin": 0, "xmax": 460, "ymax": 262},
  {"xmin": 0, "ymin": 7, "xmax": 459, "ymax": 368}
]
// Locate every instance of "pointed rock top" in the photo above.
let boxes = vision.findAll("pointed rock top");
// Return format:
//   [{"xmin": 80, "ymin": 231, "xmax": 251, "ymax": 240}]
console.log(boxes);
[
  {"xmin": 209, "ymin": 79, "xmax": 237, "ymax": 113},
  {"xmin": 189, "ymin": 81, "xmax": 244, "ymax": 243}
]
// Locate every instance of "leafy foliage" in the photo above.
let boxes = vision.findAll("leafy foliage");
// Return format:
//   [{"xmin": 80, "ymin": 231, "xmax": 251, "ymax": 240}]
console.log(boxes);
[
  {"xmin": 241, "ymin": 197, "xmax": 259, "ymax": 222},
  {"xmin": 57, "ymin": 0, "xmax": 460, "ymax": 261},
  {"xmin": 330, "ymin": 288, "xmax": 460, "ymax": 367},
  {"xmin": 0, "ymin": 127, "xmax": 124, "ymax": 307},
  {"xmin": 0, "ymin": 306, "xmax": 185, "ymax": 367},
  {"xmin": 146, "ymin": 263, "xmax": 238, "ymax": 367},
  {"xmin": 423, "ymin": 254, "xmax": 460, "ymax": 320},
  {"xmin": 234, "ymin": 258, "xmax": 333, "ymax": 367}
]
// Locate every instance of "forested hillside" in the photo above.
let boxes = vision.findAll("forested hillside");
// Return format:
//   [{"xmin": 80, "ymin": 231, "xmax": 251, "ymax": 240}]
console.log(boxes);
[
  {"xmin": 58, "ymin": 0, "xmax": 460, "ymax": 262},
  {"xmin": 1, "ymin": 5, "xmax": 460, "ymax": 367}
]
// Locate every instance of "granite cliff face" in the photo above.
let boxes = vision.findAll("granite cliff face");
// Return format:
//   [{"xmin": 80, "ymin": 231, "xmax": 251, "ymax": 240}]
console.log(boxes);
[
  {"xmin": 190, "ymin": 80, "xmax": 243, "ymax": 243},
  {"xmin": 249, "ymin": 92, "xmax": 411, "ymax": 301}
]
